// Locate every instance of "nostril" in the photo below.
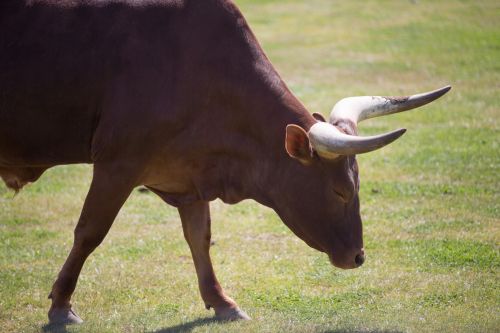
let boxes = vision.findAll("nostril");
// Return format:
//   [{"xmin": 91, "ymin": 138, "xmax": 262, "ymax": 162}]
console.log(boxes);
[{"xmin": 355, "ymin": 253, "xmax": 365, "ymax": 266}]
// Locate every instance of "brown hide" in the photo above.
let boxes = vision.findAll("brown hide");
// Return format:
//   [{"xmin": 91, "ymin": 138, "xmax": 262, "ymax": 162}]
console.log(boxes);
[
  {"xmin": 0, "ymin": 2, "xmax": 365, "ymax": 322},
  {"xmin": 2, "ymin": 0, "xmax": 363, "ymax": 264}
]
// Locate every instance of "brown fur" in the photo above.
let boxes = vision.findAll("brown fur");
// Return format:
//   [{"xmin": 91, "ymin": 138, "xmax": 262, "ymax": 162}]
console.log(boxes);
[
  {"xmin": 0, "ymin": 167, "xmax": 48, "ymax": 192},
  {"xmin": 1, "ymin": 0, "xmax": 364, "ymax": 322}
]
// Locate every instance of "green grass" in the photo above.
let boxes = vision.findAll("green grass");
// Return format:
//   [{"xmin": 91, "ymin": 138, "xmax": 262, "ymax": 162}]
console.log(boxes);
[{"xmin": 1, "ymin": 0, "xmax": 499, "ymax": 332}]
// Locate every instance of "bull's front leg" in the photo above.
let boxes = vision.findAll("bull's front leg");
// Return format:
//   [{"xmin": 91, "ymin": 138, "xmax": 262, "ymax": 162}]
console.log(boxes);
[
  {"xmin": 178, "ymin": 201, "xmax": 250, "ymax": 321},
  {"xmin": 48, "ymin": 163, "xmax": 137, "ymax": 325}
]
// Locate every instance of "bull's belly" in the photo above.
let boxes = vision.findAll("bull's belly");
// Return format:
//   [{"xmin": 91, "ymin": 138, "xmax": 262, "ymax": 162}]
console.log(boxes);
[
  {"xmin": 141, "ymin": 159, "xmax": 197, "ymax": 205},
  {"xmin": 140, "ymin": 154, "xmax": 235, "ymax": 207}
]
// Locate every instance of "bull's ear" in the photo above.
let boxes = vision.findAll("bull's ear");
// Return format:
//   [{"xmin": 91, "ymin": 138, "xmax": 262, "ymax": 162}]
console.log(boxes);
[
  {"xmin": 285, "ymin": 124, "xmax": 313, "ymax": 165},
  {"xmin": 312, "ymin": 112, "xmax": 326, "ymax": 122}
]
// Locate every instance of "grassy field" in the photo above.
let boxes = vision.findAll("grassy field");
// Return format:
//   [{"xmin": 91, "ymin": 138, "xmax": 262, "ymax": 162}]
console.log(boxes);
[{"xmin": 1, "ymin": 0, "xmax": 499, "ymax": 332}]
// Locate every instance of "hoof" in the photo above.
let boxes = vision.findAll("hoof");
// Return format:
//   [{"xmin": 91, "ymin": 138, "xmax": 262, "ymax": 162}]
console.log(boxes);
[
  {"xmin": 48, "ymin": 307, "xmax": 83, "ymax": 325},
  {"xmin": 215, "ymin": 307, "xmax": 251, "ymax": 321}
]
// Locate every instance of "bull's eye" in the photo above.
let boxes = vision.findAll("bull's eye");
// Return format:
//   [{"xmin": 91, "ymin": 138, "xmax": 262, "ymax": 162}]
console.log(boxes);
[{"xmin": 333, "ymin": 189, "xmax": 348, "ymax": 203}]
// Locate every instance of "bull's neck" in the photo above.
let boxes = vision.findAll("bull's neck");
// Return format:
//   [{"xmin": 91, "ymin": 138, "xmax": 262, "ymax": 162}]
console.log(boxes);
[
  {"xmin": 216, "ymin": 69, "xmax": 317, "ymax": 207},
  {"xmin": 184, "ymin": 1, "xmax": 317, "ymax": 206}
]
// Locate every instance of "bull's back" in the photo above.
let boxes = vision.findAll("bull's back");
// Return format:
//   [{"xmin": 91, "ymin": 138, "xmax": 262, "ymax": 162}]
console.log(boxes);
[{"xmin": 0, "ymin": 0, "xmax": 184, "ymax": 166}]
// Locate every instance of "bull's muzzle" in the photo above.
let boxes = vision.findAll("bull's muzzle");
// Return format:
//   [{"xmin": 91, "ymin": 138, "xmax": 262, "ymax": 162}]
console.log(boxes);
[{"xmin": 329, "ymin": 247, "xmax": 365, "ymax": 269}]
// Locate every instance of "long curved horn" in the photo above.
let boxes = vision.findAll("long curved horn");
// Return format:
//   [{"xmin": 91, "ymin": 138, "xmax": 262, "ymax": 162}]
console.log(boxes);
[
  {"xmin": 308, "ymin": 122, "xmax": 406, "ymax": 158},
  {"xmin": 330, "ymin": 85, "xmax": 451, "ymax": 124},
  {"xmin": 307, "ymin": 86, "xmax": 451, "ymax": 158}
]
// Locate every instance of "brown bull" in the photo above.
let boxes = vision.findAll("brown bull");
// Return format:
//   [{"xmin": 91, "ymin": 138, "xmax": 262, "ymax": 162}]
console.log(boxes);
[{"xmin": 0, "ymin": 0, "xmax": 450, "ymax": 324}]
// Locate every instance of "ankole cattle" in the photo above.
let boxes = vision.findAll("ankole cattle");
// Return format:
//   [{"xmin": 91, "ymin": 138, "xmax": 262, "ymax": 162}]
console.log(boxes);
[{"xmin": 0, "ymin": 0, "xmax": 450, "ymax": 324}]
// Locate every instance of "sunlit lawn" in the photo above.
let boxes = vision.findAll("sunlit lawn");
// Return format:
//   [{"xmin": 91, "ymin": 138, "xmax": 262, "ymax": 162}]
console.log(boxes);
[{"xmin": 1, "ymin": 0, "xmax": 499, "ymax": 332}]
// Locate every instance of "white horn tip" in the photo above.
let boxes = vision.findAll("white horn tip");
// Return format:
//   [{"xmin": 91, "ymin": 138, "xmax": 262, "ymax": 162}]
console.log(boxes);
[
  {"xmin": 394, "ymin": 128, "xmax": 407, "ymax": 138},
  {"xmin": 432, "ymin": 85, "xmax": 451, "ymax": 98}
]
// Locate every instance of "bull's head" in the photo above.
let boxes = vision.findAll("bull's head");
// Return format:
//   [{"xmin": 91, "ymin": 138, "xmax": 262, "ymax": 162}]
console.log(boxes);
[{"xmin": 282, "ymin": 86, "xmax": 451, "ymax": 269}]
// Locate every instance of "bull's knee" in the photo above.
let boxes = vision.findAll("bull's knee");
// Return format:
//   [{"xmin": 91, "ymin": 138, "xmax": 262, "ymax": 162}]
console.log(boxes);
[{"xmin": 73, "ymin": 226, "xmax": 106, "ymax": 254}]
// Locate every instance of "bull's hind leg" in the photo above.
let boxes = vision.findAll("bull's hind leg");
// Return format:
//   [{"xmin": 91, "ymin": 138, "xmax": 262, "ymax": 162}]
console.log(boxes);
[
  {"xmin": 178, "ymin": 201, "xmax": 250, "ymax": 321},
  {"xmin": 48, "ymin": 163, "xmax": 138, "ymax": 324}
]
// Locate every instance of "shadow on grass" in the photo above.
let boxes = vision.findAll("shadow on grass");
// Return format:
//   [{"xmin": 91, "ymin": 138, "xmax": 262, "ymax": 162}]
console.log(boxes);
[
  {"xmin": 41, "ymin": 323, "xmax": 69, "ymax": 333},
  {"xmin": 149, "ymin": 317, "xmax": 219, "ymax": 333},
  {"xmin": 38, "ymin": 317, "xmax": 218, "ymax": 333},
  {"xmin": 321, "ymin": 329, "xmax": 403, "ymax": 333},
  {"xmin": 40, "ymin": 319, "xmax": 403, "ymax": 333},
  {"xmin": 148, "ymin": 318, "xmax": 403, "ymax": 333}
]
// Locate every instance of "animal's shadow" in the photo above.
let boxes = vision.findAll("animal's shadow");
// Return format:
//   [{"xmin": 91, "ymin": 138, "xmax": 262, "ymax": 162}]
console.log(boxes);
[
  {"xmin": 150, "ymin": 320, "xmax": 404, "ymax": 333},
  {"xmin": 40, "ymin": 317, "xmax": 219, "ymax": 333},
  {"xmin": 320, "ymin": 331, "xmax": 403, "ymax": 333},
  {"xmin": 41, "ymin": 323, "xmax": 69, "ymax": 333},
  {"xmin": 149, "ymin": 317, "xmax": 220, "ymax": 333},
  {"xmin": 42, "ymin": 317, "xmax": 404, "ymax": 333},
  {"xmin": 149, "ymin": 317, "xmax": 403, "ymax": 333}
]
